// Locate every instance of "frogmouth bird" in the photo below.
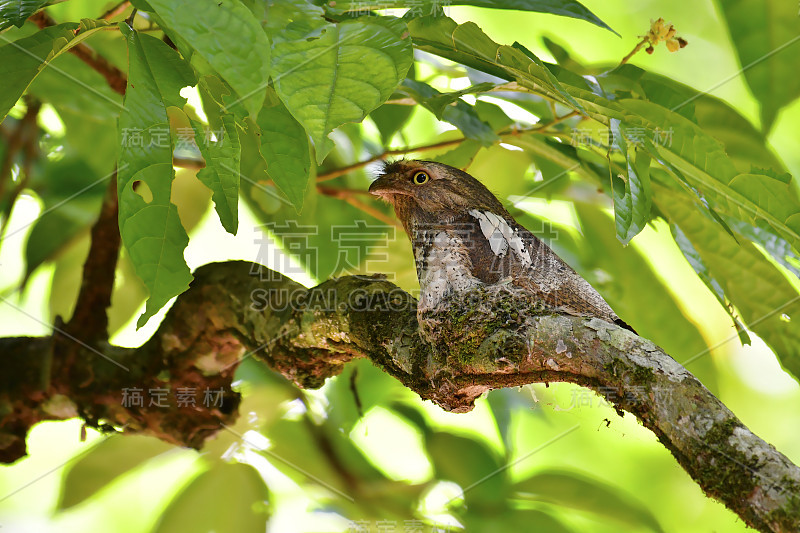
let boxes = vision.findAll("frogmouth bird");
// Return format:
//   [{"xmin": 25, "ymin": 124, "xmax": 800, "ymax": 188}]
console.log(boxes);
[{"xmin": 368, "ymin": 160, "xmax": 635, "ymax": 333}]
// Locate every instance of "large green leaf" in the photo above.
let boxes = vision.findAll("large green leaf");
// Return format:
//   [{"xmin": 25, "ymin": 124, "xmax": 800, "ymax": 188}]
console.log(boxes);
[
  {"xmin": 614, "ymin": 99, "xmax": 800, "ymax": 257},
  {"xmin": 669, "ymin": 218, "xmax": 750, "ymax": 345},
  {"xmin": 117, "ymin": 26, "xmax": 192, "ymax": 328},
  {"xmin": 145, "ymin": 0, "xmax": 271, "ymax": 118},
  {"xmin": 28, "ymin": 52, "xmax": 122, "ymax": 122},
  {"xmin": 609, "ymin": 120, "xmax": 652, "ymax": 244},
  {"xmin": 191, "ymin": 114, "xmax": 240, "ymax": 234},
  {"xmin": 238, "ymin": 115, "xmax": 385, "ymax": 281},
  {"xmin": 0, "ymin": 18, "xmax": 110, "ymax": 122},
  {"xmin": 256, "ymin": 95, "xmax": 312, "ymax": 212},
  {"xmin": 0, "ymin": 0, "xmax": 47, "ymax": 30},
  {"xmin": 426, "ymin": 431, "xmax": 507, "ymax": 510},
  {"xmin": 597, "ymin": 65, "xmax": 785, "ymax": 174},
  {"xmin": 328, "ymin": 0, "xmax": 615, "ymax": 34},
  {"xmin": 399, "ymin": 79, "xmax": 498, "ymax": 146},
  {"xmin": 513, "ymin": 469, "xmax": 663, "ymax": 532},
  {"xmin": 136, "ymin": 28, "xmax": 197, "ymax": 108},
  {"xmin": 656, "ymin": 187, "xmax": 800, "ymax": 380},
  {"xmin": 433, "ymin": 139, "xmax": 483, "ymax": 168},
  {"xmin": 400, "ymin": 79, "xmax": 495, "ymax": 119},
  {"xmin": 407, "ymin": 15, "xmax": 580, "ymax": 111},
  {"xmin": 153, "ymin": 462, "xmax": 269, "ymax": 533},
  {"xmin": 271, "ymin": 16, "xmax": 413, "ymax": 163},
  {"xmin": 717, "ymin": 0, "xmax": 800, "ymax": 133},
  {"xmin": 57, "ymin": 435, "xmax": 173, "ymax": 510},
  {"xmin": 693, "ymin": 93, "xmax": 784, "ymax": 174}
]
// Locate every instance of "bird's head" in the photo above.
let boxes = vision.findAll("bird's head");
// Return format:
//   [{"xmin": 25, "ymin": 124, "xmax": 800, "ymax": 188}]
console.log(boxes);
[{"xmin": 369, "ymin": 160, "xmax": 506, "ymax": 232}]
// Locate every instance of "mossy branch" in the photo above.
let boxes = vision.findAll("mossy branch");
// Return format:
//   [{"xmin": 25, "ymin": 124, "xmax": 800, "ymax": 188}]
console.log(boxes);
[{"xmin": 1, "ymin": 261, "xmax": 798, "ymax": 532}]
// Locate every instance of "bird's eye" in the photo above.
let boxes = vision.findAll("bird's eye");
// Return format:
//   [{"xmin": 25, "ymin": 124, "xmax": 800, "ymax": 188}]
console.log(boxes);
[{"xmin": 412, "ymin": 171, "xmax": 430, "ymax": 185}]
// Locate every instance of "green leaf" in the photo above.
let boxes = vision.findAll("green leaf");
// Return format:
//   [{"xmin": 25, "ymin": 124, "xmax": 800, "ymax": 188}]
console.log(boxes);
[
  {"xmin": 324, "ymin": 359, "xmax": 412, "ymax": 434},
  {"xmin": 717, "ymin": 0, "xmax": 800, "ymax": 132},
  {"xmin": 603, "ymin": 65, "xmax": 785, "ymax": 174},
  {"xmin": 400, "ymin": 79, "xmax": 495, "ymax": 119},
  {"xmin": 0, "ymin": 18, "xmax": 110, "ymax": 122},
  {"xmin": 693, "ymin": 93, "xmax": 784, "ymax": 174},
  {"xmin": 137, "ymin": 29, "xmax": 197, "ymax": 108},
  {"xmin": 117, "ymin": 26, "xmax": 192, "ymax": 328},
  {"xmin": 256, "ymin": 96, "xmax": 312, "ymax": 212},
  {"xmin": 458, "ymin": 0, "xmax": 616, "ymax": 34},
  {"xmin": 197, "ymin": 74, "xmax": 229, "ymax": 132},
  {"xmin": 240, "ymin": 123, "xmax": 384, "ymax": 280},
  {"xmin": 657, "ymin": 187, "xmax": 800, "ymax": 379},
  {"xmin": 442, "ymin": 101, "xmax": 499, "ymax": 146},
  {"xmin": 153, "ymin": 462, "xmax": 269, "ymax": 533},
  {"xmin": 513, "ymin": 469, "xmax": 663, "ymax": 532},
  {"xmin": 191, "ymin": 115, "xmax": 240, "ymax": 234},
  {"xmin": 388, "ymin": 402, "xmax": 431, "ymax": 436},
  {"xmin": 504, "ymin": 133, "xmax": 597, "ymax": 183},
  {"xmin": 432, "ymin": 139, "xmax": 483, "ymax": 168},
  {"xmin": 399, "ymin": 79, "xmax": 499, "ymax": 145},
  {"xmin": 721, "ymin": 215, "xmax": 800, "ymax": 278},
  {"xmin": 408, "ymin": 15, "xmax": 581, "ymax": 111},
  {"xmin": 57, "ymin": 435, "xmax": 173, "ymax": 510},
  {"xmin": 271, "ymin": 15, "xmax": 413, "ymax": 163},
  {"xmin": 468, "ymin": 509, "xmax": 573, "ymax": 533},
  {"xmin": 426, "ymin": 431, "xmax": 507, "ymax": 509},
  {"xmin": 669, "ymin": 219, "xmax": 750, "ymax": 346},
  {"xmin": 29, "ymin": 52, "xmax": 122, "ymax": 121},
  {"xmin": 0, "ymin": 0, "xmax": 47, "ymax": 30},
  {"xmin": 260, "ymin": 0, "xmax": 326, "ymax": 37},
  {"xmin": 609, "ymin": 119, "xmax": 652, "ymax": 244},
  {"xmin": 615, "ymin": 99, "xmax": 800, "ymax": 257},
  {"xmin": 24, "ymin": 159, "xmax": 108, "ymax": 280},
  {"xmin": 370, "ymin": 98, "xmax": 414, "ymax": 143},
  {"xmin": 120, "ymin": 165, "xmax": 192, "ymax": 328},
  {"xmin": 145, "ymin": 0, "xmax": 271, "ymax": 118},
  {"xmin": 331, "ymin": 0, "xmax": 616, "ymax": 34},
  {"xmin": 486, "ymin": 390, "xmax": 513, "ymax": 458}
]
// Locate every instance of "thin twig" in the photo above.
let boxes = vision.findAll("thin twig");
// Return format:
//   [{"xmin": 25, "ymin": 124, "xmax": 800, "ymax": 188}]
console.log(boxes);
[
  {"xmin": 317, "ymin": 185, "xmax": 402, "ymax": 228},
  {"xmin": 316, "ymin": 113, "xmax": 581, "ymax": 183},
  {"xmin": 619, "ymin": 37, "xmax": 650, "ymax": 66},
  {"xmin": 316, "ymin": 137, "xmax": 471, "ymax": 183},
  {"xmin": 173, "ymin": 156, "xmax": 206, "ymax": 170},
  {"xmin": 100, "ymin": 1, "xmax": 131, "ymax": 20},
  {"xmin": 534, "ymin": 110, "xmax": 579, "ymax": 130},
  {"xmin": 316, "ymin": 186, "xmax": 373, "ymax": 197}
]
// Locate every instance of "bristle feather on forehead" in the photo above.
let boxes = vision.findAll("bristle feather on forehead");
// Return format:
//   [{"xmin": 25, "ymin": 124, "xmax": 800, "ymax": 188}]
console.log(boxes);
[
  {"xmin": 379, "ymin": 159, "xmax": 441, "ymax": 176},
  {"xmin": 379, "ymin": 159, "xmax": 413, "ymax": 176}
]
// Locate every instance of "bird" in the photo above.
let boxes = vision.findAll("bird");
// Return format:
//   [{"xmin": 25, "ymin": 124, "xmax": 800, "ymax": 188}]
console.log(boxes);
[{"xmin": 368, "ymin": 159, "xmax": 636, "ymax": 333}]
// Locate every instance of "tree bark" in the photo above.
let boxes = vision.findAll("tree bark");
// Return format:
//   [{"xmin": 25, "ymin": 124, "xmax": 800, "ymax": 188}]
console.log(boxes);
[{"xmin": 1, "ymin": 261, "xmax": 798, "ymax": 532}]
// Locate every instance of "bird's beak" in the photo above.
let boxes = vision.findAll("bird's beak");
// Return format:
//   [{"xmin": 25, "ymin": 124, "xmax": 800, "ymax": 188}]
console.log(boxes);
[{"xmin": 368, "ymin": 175, "xmax": 405, "ymax": 200}]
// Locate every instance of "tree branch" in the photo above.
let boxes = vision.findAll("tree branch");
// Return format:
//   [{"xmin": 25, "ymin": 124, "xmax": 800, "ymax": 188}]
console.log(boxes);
[
  {"xmin": 1, "ymin": 261, "xmax": 797, "ymax": 531},
  {"xmin": 63, "ymin": 170, "xmax": 120, "ymax": 344}
]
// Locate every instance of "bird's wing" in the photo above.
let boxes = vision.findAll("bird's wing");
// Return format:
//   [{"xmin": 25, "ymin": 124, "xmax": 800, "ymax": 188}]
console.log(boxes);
[{"xmin": 465, "ymin": 209, "xmax": 632, "ymax": 330}]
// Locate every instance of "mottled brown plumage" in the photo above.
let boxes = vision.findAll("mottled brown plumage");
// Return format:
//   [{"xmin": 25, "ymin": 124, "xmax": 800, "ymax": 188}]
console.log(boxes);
[{"xmin": 369, "ymin": 159, "xmax": 635, "ymax": 332}]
